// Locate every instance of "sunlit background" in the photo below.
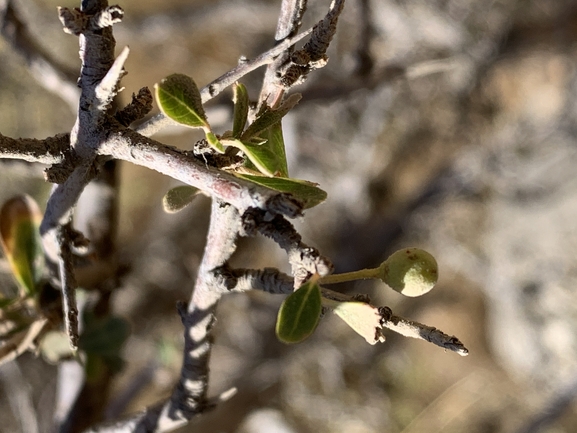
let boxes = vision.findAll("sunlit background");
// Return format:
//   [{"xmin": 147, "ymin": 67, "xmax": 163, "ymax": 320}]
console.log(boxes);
[{"xmin": 1, "ymin": 0, "xmax": 577, "ymax": 432}]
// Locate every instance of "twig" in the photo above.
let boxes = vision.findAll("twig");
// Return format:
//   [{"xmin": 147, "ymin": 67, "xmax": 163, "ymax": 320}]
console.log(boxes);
[
  {"xmin": 0, "ymin": 132, "xmax": 70, "ymax": 164},
  {"xmin": 60, "ymin": 161, "xmax": 121, "ymax": 433},
  {"xmin": 320, "ymin": 287, "xmax": 468, "ymax": 355},
  {"xmin": 42, "ymin": 1, "xmax": 126, "ymax": 264},
  {"xmin": 0, "ymin": 318, "xmax": 48, "ymax": 367},
  {"xmin": 278, "ymin": 0, "xmax": 346, "ymax": 89},
  {"xmin": 115, "ymin": 87, "xmax": 153, "ymax": 127},
  {"xmin": 41, "ymin": 163, "xmax": 96, "ymax": 264},
  {"xmin": 56, "ymin": 222, "xmax": 79, "ymax": 350},
  {"xmin": 41, "ymin": 5, "xmax": 124, "ymax": 430},
  {"xmin": 258, "ymin": 0, "xmax": 308, "ymax": 109},
  {"xmin": 98, "ymin": 127, "xmax": 303, "ymax": 217},
  {"xmin": 379, "ymin": 307, "xmax": 469, "ymax": 356},
  {"xmin": 167, "ymin": 202, "xmax": 239, "ymax": 420},
  {"xmin": 215, "ymin": 266, "xmax": 295, "ymax": 294},
  {"xmin": 240, "ymin": 209, "xmax": 333, "ymax": 287}
]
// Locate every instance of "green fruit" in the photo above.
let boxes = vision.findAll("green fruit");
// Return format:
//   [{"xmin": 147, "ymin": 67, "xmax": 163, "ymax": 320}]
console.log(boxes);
[{"xmin": 378, "ymin": 248, "xmax": 438, "ymax": 297}]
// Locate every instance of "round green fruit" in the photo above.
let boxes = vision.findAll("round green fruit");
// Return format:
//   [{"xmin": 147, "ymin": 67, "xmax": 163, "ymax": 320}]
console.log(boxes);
[{"xmin": 378, "ymin": 248, "xmax": 438, "ymax": 297}]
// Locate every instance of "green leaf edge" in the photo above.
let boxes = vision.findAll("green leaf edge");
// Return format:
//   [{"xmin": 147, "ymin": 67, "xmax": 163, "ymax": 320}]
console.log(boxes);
[
  {"xmin": 234, "ymin": 173, "xmax": 327, "ymax": 209},
  {"xmin": 276, "ymin": 279, "xmax": 322, "ymax": 344},
  {"xmin": 265, "ymin": 122, "xmax": 289, "ymax": 177},
  {"xmin": 241, "ymin": 93, "xmax": 301, "ymax": 141},
  {"xmin": 232, "ymin": 82, "xmax": 249, "ymax": 138},
  {"xmin": 154, "ymin": 73, "xmax": 209, "ymax": 129}
]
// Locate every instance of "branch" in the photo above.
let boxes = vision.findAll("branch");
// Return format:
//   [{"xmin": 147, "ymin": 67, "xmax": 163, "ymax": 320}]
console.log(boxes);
[
  {"xmin": 114, "ymin": 87, "xmax": 153, "ymax": 127},
  {"xmin": 42, "ymin": 1, "xmax": 126, "ymax": 263},
  {"xmin": 85, "ymin": 201, "xmax": 241, "ymax": 432},
  {"xmin": 98, "ymin": 127, "xmax": 303, "ymax": 217},
  {"xmin": 0, "ymin": 132, "xmax": 70, "ymax": 164},
  {"xmin": 202, "ymin": 266, "xmax": 467, "ymax": 355},
  {"xmin": 258, "ymin": 0, "xmax": 308, "ymax": 108},
  {"xmin": 56, "ymin": 222, "xmax": 80, "ymax": 350},
  {"xmin": 240, "ymin": 209, "xmax": 333, "ymax": 287},
  {"xmin": 321, "ymin": 287, "xmax": 469, "ymax": 355},
  {"xmin": 0, "ymin": 318, "xmax": 48, "ymax": 368},
  {"xmin": 216, "ymin": 266, "xmax": 295, "ymax": 294},
  {"xmin": 379, "ymin": 307, "xmax": 469, "ymax": 356},
  {"xmin": 41, "ymin": 163, "xmax": 97, "ymax": 264},
  {"xmin": 278, "ymin": 0, "xmax": 346, "ymax": 89}
]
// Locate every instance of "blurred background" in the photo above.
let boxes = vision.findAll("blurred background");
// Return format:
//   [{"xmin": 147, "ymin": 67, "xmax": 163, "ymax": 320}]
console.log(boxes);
[{"xmin": 1, "ymin": 0, "xmax": 577, "ymax": 432}]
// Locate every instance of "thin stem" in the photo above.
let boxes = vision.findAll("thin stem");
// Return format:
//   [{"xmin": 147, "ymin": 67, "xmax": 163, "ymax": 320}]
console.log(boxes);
[
  {"xmin": 380, "ymin": 309, "xmax": 469, "ymax": 357},
  {"xmin": 319, "ymin": 267, "xmax": 379, "ymax": 284},
  {"xmin": 258, "ymin": 0, "xmax": 308, "ymax": 109},
  {"xmin": 85, "ymin": 201, "xmax": 241, "ymax": 433},
  {"xmin": 319, "ymin": 288, "xmax": 469, "ymax": 355},
  {"xmin": 56, "ymin": 222, "xmax": 79, "ymax": 350}
]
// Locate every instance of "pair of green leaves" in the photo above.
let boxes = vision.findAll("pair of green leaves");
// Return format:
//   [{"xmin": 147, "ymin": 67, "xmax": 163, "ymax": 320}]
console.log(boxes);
[
  {"xmin": 275, "ymin": 276, "xmax": 386, "ymax": 345},
  {"xmin": 155, "ymin": 74, "xmax": 326, "ymax": 213},
  {"xmin": 155, "ymin": 74, "xmax": 292, "ymax": 176}
]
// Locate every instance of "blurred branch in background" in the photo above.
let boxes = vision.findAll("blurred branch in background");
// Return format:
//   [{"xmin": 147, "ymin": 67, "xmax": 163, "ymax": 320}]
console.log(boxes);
[{"xmin": 0, "ymin": 0, "xmax": 79, "ymax": 110}]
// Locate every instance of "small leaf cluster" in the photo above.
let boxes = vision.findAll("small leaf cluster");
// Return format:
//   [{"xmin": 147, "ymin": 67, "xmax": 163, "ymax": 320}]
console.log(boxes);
[
  {"xmin": 155, "ymin": 74, "xmax": 326, "ymax": 213},
  {"xmin": 275, "ymin": 247, "xmax": 439, "ymax": 344}
]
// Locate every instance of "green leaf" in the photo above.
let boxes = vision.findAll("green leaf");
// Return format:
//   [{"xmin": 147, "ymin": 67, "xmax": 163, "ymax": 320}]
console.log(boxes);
[
  {"xmin": 276, "ymin": 277, "xmax": 322, "ymax": 344},
  {"xmin": 205, "ymin": 131, "xmax": 225, "ymax": 153},
  {"xmin": 264, "ymin": 122, "xmax": 289, "ymax": 177},
  {"xmin": 241, "ymin": 93, "xmax": 301, "ymax": 141},
  {"xmin": 232, "ymin": 82, "xmax": 249, "ymax": 137},
  {"xmin": 79, "ymin": 314, "xmax": 130, "ymax": 357},
  {"xmin": 234, "ymin": 174, "xmax": 327, "ymax": 209},
  {"xmin": 227, "ymin": 139, "xmax": 282, "ymax": 177},
  {"xmin": 162, "ymin": 186, "xmax": 200, "ymax": 214},
  {"xmin": 0, "ymin": 195, "xmax": 45, "ymax": 296},
  {"xmin": 155, "ymin": 73, "xmax": 209, "ymax": 129},
  {"xmin": 155, "ymin": 74, "xmax": 224, "ymax": 154},
  {"xmin": 323, "ymin": 299, "xmax": 385, "ymax": 345}
]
